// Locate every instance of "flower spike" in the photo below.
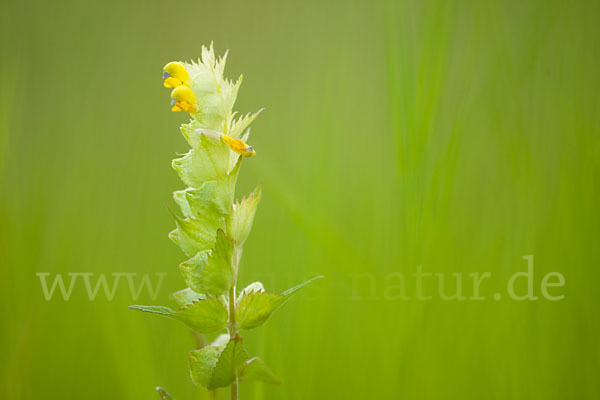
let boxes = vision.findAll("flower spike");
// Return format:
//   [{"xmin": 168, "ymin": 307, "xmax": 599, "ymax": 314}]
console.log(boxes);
[
  {"xmin": 163, "ymin": 61, "xmax": 190, "ymax": 88},
  {"xmin": 170, "ymin": 86, "xmax": 198, "ymax": 114},
  {"xmin": 132, "ymin": 46, "xmax": 322, "ymax": 397}
]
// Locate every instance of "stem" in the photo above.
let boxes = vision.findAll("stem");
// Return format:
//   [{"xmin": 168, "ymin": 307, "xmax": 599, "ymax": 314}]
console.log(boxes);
[
  {"xmin": 228, "ymin": 286, "xmax": 239, "ymax": 400},
  {"xmin": 229, "ymin": 245, "xmax": 242, "ymax": 400},
  {"xmin": 230, "ymin": 379, "xmax": 238, "ymax": 400},
  {"xmin": 228, "ymin": 285, "xmax": 237, "ymax": 335}
]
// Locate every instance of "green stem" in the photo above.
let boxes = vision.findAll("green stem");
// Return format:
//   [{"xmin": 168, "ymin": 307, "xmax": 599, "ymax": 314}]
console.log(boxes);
[
  {"xmin": 229, "ymin": 246, "xmax": 242, "ymax": 400},
  {"xmin": 230, "ymin": 379, "xmax": 238, "ymax": 400},
  {"xmin": 228, "ymin": 285, "xmax": 237, "ymax": 336},
  {"xmin": 228, "ymin": 286, "xmax": 239, "ymax": 400}
]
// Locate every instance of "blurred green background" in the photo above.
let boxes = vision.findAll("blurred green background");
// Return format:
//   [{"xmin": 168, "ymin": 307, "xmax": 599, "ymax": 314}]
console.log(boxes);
[{"xmin": 1, "ymin": 0, "xmax": 599, "ymax": 399}]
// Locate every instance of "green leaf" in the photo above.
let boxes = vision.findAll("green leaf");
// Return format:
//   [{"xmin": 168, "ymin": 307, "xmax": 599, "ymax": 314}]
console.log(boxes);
[
  {"xmin": 188, "ymin": 346, "xmax": 220, "ymax": 389},
  {"xmin": 236, "ymin": 276, "xmax": 323, "ymax": 330},
  {"xmin": 227, "ymin": 109, "xmax": 264, "ymax": 139},
  {"xmin": 239, "ymin": 357, "xmax": 280, "ymax": 385},
  {"xmin": 189, "ymin": 336, "xmax": 249, "ymax": 390},
  {"xmin": 236, "ymin": 281, "xmax": 264, "ymax": 303},
  {"xmin": 179, "ymin": 252, "xmax": 210, "ymax": 293},
  {"xmin": 226, "ymin": 183, "xmax": 262, "ymax": 245},
  {"xmin": 172, "ymin": 134, "xmax": 230, "ymax": 186},
  {"xmin": 180, "ymin": 120, "xmax": 204, "ymax": 148},
  {"xmin": 181, "ymin": 44, "xmax": 242, "ymax": 132},
  {"xmin": 235, "ymin": 292, "xmax": 285, "ymax": 330},
  {"xmin": 171, "ymin": 288, "xmax": 204, "ymax": 308},
  {"xmin": 173, "ymin": 181, "xmax": 219, "ymax": 218},
  {"xmin": 129, "ymin": 297, "xmax": 228, "ymax": 333},
  {"xmin": 168, "ymin": 210, "xmax": 221, "ymax": 257},
  {"xmin": 179, "ymin": 230, "xmax": 235, "ymax": 296},
  {"xmin": 214, "ymin": 156, "xmax": 242, "ymax": 214},
  {"xmin": 173, "ymin": 155, "xmax": 240, "ymax": 218},
  {"xmin": 210, "ymin": 335, "xmax": 248, "ymax": 388}
]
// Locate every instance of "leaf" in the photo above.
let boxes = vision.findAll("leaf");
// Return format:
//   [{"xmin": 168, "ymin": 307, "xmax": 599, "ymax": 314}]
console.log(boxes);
[
  {"xmin": 236, "ymin": 281, "xmax": 264, "ymax": 303},
  {"xmin": 173, "ymin": 155, "xmax": 240, "ymax": 218},
  {"xmin": 228, "ymin": 108, "xmax": 264, "ymax": 139},
  {"xmin": 214, "ymin": 156, "xmax": 241, "ymax": 214},
  {"xmin": 235, "ymin": 292, "xmax": 285, "ymax": 330},
  {"xmin": 180, "ymin": 44, "xmax": 242, "ymax": 132},
  {"xmin": 174, "ymin": 45, "xmax": 261, "ymax": 147},
  {"xmin": 129, "ymin": 297, "xmax": 228, "ymax": 333},
  {"xmin": 168, "ymin": 209, "xmax": 221, "ymax": 257},
  {"xmin": 171, "ymin": 288, "xmax": 205, "ymax": 308},
  {"xmin": 173, "ymin": 181, "xmax": 219, "ymax": 218},
  {"xmin": 210, "ymin": 335, "xmax": 248, "ymax": 388},
  {"xmin": 188, "ymin": 346, "xmax": 220, "ymax": 388},
  {"xmin": 172, "ymin": 134, "xmax": 230, "ymax": 186},
  {"xmin": 236, "ymin": 276, "xmax": 323, "ymax": 330},
  {"xmin": 226, "ymin": 183, "xmax": 262, "ymax": 245},
  {"xmin": 189, "ymin": 335, "xmax": 249, "ymax": 390},
  {"xmin": 179, "ymin": 229, "xmax": 235, "ymax": 296},
  {"xmin": 239, "ymin": 357, "xmax": 280, "ymax": 385},
  {"xmin": 180, "ymin": 120, "xmax": 204, "ymax": 148}
]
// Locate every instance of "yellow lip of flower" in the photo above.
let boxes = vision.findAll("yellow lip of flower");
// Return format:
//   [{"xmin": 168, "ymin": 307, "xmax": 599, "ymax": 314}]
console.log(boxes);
[
  {"xmin": 170, "ymin": 86, "xmax": 198, "ymax": 114},
  {"xmin": 222, "ymin": 135, "xmax": 256, "ymax": 157},
  {"xmin": 163, "ymin": 62, "xmax": 190, "ymax": 88}
]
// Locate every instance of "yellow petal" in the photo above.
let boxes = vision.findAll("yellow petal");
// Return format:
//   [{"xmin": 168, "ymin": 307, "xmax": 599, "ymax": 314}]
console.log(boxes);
[
  {"xmin": 171, "ymin": 86, "xmax": 196, "ymax": 104},
  {"xmin": 222, "ymin": 135, "xmax": 256, "ymax": 157},
  {"xmin": 163, "ymin": 62, "xmax": 190, "ymax": 86},
  {"xmin": 170, "ymin": 86, "xmax": 198, "ymax": 114},
  {"xmin": 180, "ymin": 101, "xmax": 197, "ymax": 113},
  {"xmin": 164, "ymin": 76, "xmax": 183, "ymax": 88}
]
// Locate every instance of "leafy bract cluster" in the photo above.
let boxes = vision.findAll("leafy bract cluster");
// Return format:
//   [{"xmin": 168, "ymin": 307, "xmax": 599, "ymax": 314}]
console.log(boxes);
[{"xmin": 129, "ymin": 45, "xmax": 321, "ymax": 394}]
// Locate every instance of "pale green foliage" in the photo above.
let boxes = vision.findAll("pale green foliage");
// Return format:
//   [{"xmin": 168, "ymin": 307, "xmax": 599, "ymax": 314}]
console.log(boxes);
[
  {"xmin": 172, "ymin": 134, "xmax": 233, "ymax": 186},
  {"xmin": 182, "ymin": 45, "xmax": 241, "ymax": 132},
  {"xmin": 188, "ymin": 336, "xmax": 279, "ymax": 390},
  {"xmin": 179, "ymin": 230, "xmax": 235, "ymax": 296},
  {"xmin": 173, "ymin": 157, "xmax": 240, "ymax": 219},
  {"xmin": 188, "ymin": 345, "xmax": 221, "ymax": 388},
  {"xmin": 181, "ymin": 44, "xmax": 262, "ymax": 138},
  {"xmin": 130, "ymin": 45, "xmax": 322, "ymax": 395},
  {"xmin": 226, "ymin": 184, "xmax": 262, "ymax": 245},
  {"xmin": 228, "ymin": 109, "xmax": 264, "ymax": 139},
  {"xmin": 236, "ymin": 281, "xmax": 264, "ymax": 303},
  {"xmin": 236, "ymin": 276, "xmax": 323, "ymax": 330},
  {"xmin": 128, "ymin": 297, "xmax": 228, "ymax": 333},
  {"xmin": 171, "ymin": 288, "xmax": 204, "ymax": 308},
  {"xmin": 173, "ymin": 183, "xmax": 218, "ymax": 219},
  {"xmin": 189, "ymin": 336, "xmax": 247, "ymax": 389},
  {"xmin": 168, "ymin": 209, "xmax": 221, "ymax": 257}
]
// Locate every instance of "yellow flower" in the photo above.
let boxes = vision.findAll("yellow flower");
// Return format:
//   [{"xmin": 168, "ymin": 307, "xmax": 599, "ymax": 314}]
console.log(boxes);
[
  {"xmin": 170, "ymin": 86, "xmax": 198, "ymax": 114},
  {"xmin": 222, "ymin": 135, "xmax": 256, "ymax": 157},
  {"xmin": 163, "ymin": 62, "xmax": 190, "ymax": 88}
]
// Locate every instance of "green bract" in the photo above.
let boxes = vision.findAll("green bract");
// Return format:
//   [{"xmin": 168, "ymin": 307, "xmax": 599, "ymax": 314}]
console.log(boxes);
[
  {"xmin": 129, "ymin": 44, "xmax": 323, "ymax": 399},
  {"xmin": 188, "ymin": 335, "xmax": 281, "ymax": 390},
  {"xmin": 129, "ymin": 299, "xmax": 227, "ymax": 333},
  {"xmin": 180, "ymin": 229, "xmax": 235, "ymax": 296},
  {"xmin": 236, "ymin": 276, "xmax": 323, "ymax": 330}
]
